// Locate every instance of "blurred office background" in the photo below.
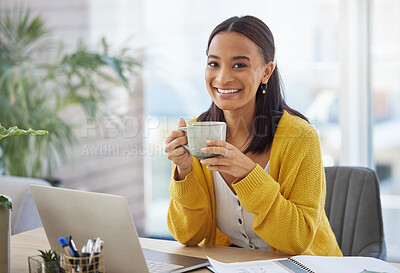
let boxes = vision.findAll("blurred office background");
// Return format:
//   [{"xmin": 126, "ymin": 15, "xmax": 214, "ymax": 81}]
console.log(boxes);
[{"xmin": 1, "ymin": 0, "xmax": 399, "ymax": 262}]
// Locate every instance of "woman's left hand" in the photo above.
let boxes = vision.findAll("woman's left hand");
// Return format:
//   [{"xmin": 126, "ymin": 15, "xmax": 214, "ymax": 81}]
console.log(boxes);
[{"xmin": 200, "ymin": 139, "xmax": 256, "ymax": 179}]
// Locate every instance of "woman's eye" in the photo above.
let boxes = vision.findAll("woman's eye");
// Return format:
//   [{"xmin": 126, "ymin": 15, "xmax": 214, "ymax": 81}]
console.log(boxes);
[
  {"xmin": 233, "ymin": 63, "xmax": 247, "ymax": 69},
  {"xmin": 208, "ymin": 62, "xmax": 219, "ymax": 67}
]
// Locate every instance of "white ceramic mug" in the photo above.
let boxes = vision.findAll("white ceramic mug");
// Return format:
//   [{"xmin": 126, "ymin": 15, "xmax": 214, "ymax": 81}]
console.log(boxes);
[{"xmin": 178, "ymin": 121, "xmax": 227, "ymax": 159}]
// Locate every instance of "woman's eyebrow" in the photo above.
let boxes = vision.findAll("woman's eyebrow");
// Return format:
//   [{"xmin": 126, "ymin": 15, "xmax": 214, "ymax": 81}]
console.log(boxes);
[
  {"xmin": 207, "ymin": 55, "xmax": 250, "ymax": 61},
  {"xmin": 232, "ymin": 56, "xmax": 250, "ymax": 61},
  {"xmin": 208, "ymin": 55, "xmax": 219, "ymax": 59}
]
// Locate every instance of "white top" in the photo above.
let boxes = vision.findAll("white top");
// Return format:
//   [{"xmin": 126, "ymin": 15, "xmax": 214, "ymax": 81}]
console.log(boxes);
[{"xmin": 213, "ymin": 162, "xmax": 271, "ymax": 250}]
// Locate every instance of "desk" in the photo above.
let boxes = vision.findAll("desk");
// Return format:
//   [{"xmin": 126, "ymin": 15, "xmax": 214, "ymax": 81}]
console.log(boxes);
[{"xmin": 11, "ymin": 228, "xmax": 400, "ymax": 272}]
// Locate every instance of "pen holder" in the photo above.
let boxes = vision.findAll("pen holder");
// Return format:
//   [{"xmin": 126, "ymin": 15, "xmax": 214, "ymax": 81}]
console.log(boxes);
[{"xmin": 64, "ymin": 252, "xmax": 104, "ymax": 273}]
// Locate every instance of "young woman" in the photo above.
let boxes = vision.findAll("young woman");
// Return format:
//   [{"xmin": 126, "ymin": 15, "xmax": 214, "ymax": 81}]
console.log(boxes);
[{"xmin": 164, "ymin": 15, "xmax": 342, "ymax": 256}]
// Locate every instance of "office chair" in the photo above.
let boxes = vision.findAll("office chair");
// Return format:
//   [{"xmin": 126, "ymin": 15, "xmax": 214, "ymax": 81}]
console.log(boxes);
[
  {"xmin": 0, "ymin": 175, "xmax": 51, "ymax": 234},
  {"xmin": 324, "ymin": 166, "xmax": 387, "ymax": 260}
]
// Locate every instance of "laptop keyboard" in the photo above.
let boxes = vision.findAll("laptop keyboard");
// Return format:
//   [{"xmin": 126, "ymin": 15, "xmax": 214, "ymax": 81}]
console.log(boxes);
[{"xmin": 147, "ymin": 260, "xmax": 184, "ymax": 273}]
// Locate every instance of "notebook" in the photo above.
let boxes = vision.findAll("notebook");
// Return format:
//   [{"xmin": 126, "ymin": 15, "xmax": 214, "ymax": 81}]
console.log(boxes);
[
  {"xmin": 30, "ymin": 185, "xmax": 209, "ymax": 273},
  {"xmin": 207, "ymin": 255, "xmax": 400, "ymax": 273}
]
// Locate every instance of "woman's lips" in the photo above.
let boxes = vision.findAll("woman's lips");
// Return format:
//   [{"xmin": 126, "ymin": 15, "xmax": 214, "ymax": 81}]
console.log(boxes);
[
  {"xmin": 214, "ymin": 87, "xmax": 242, "ymax": 97},
  {"xmin": 216, "ymin": 88, "xmax": 240, "ymax": 94}
]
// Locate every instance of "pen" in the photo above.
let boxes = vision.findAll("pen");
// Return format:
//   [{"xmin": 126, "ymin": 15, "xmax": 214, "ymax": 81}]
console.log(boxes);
[
  {"xmin": 94, "ymin": 237, "xmax": 104, "ymax": 253},
  {"xmin": 58, "ymin": 237, "xmax": 76, "ymax": 257},
  {"xmin": 66, "ymin": 235, "xmax": 71, "ymax": 245},
  {"xmin": 83, "ymin": 239, "xmax": 93, "ymax": 254},
  {"xmin": 66, "ymin": 235, "xmax": 79, "ymax": 257},
  {"xmin": 88, "ymin": 238, "xmax": 99, "ymax": 265},
  {"xmin": 70, "ymin": 239, "xmax": 79, "ymax": 256}
]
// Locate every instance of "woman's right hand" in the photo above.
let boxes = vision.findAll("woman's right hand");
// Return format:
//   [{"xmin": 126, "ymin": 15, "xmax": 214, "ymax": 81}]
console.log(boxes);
[{"xmin": 165, "ymin": 118, "xmax": 193, "ymax": 180}]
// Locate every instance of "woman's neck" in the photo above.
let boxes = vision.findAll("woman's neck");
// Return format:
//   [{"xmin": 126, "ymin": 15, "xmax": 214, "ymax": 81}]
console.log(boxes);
[{"xmin": 223, "ymin": 109, "xmax": 254, "ymax": 149}]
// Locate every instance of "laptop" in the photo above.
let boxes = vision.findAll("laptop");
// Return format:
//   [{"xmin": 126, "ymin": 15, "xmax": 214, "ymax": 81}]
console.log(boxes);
[{"xmin": 30, "ymin": 185, "xmax": 209, "ymax": 273}]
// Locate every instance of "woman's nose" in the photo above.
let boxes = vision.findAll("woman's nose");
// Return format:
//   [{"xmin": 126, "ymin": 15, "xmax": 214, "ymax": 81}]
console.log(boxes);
[{"xmin": 215, "ymin": 67, "xmax": 233, "ymax": 85}]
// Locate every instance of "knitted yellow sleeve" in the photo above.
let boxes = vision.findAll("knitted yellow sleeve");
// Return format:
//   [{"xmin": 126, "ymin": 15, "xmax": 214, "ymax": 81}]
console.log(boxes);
[{"xmin": 167, "ymin": 158, "xmax": 213, "ymax": 245}]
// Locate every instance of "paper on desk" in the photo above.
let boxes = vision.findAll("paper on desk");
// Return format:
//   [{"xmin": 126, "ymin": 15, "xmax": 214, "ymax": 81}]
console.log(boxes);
[
  {"xmin": 207, "ymin": 256, "xmax": 290, "ymax": 273},
  {"xmin": 292, "ymin": 255, "xmax": 400, "ymax": 273},
  {"xmin": 207, "ymin": 255, "xmax": 400, "ymax": 273}
]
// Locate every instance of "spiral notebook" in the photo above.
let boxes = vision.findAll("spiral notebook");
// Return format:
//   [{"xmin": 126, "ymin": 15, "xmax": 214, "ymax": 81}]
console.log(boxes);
[{"xmin": 207, "ymin": 255, "xmax": 400, "ymax": 273}]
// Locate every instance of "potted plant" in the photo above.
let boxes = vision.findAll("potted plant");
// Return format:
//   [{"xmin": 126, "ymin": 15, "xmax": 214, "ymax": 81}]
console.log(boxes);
[
  {"xmin": 28, "ymin": 250, "xmax": 64, "ymax": 273},
  {"xmin": 0, "ymin": 8, "xmax": 140, "ymax": 182},
  {"xmin": 0, "ymin": 124, "xmax": 47, "ymax": 273}
]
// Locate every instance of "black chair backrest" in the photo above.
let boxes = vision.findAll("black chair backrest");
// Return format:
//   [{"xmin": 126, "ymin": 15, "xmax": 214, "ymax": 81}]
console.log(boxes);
[{"xmin": 324, "ymin": 166, "xmax": 386, "ymax": 260}]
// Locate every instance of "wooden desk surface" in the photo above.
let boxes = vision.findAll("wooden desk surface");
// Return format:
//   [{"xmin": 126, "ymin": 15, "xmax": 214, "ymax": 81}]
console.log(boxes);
[{"xmin": 11, "ymin": 228, "xmax": 400, "ymax": 272}]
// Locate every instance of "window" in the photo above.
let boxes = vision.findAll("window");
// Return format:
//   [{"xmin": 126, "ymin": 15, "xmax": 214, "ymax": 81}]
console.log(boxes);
[{"xmin": 372, "ymin": 0, "xmax": 400, "ymax": 261}]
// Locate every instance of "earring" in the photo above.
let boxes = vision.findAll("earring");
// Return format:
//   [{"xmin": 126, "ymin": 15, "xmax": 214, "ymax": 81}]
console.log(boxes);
[{"xmin": 260, "ymin": 83, "xmax": 267, "ymax": 94}]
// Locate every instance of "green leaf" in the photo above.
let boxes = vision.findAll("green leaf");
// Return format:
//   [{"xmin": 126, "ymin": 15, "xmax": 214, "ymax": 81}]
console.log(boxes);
[
  {"xmin": 98, "ymin": 55, "xmax": 127, "ymax": 84},
  {"xmin": 0, "ymin": 195, "xmax": 12, "ymax": 210},
  {"xmin": 0, "ymin": 124, "xmax": 48, "ymax": 141},
  {"xmin": 38, "ymin": 249, "xmax": 60, "ymax": 262},
  {"xmin": 101, "ymin": 37, "xmax": 108, "ymax": 55}
]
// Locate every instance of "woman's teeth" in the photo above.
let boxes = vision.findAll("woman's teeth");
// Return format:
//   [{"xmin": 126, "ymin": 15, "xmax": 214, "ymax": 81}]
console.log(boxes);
[{"xmin": 217, "ymin": 88, "xmax": 239, "ymax": 94}]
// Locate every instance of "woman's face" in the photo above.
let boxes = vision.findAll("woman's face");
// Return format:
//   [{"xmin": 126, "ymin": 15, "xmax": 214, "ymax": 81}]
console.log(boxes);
[{"xmin": 205, "ymin": 31, "xmax": 270, "ymax": 113}]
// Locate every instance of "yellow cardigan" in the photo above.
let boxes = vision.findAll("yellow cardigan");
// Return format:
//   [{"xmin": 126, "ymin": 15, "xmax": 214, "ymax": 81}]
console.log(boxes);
[{"xmin": 167, "ymin": 110, "xmax": 342, "ymax": 256}]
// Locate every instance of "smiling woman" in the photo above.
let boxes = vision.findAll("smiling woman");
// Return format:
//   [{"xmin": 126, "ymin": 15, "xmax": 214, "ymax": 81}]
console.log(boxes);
[
  {"xmin": 199, "ymin": 16, "xmax": 307, "ymax": 155},
  {"xmin": 164, "ymin": 15, "xmax": 343, "ymax": 256},
  {"xmin": 205, "ymin": 32, "xmax": 271, "ymax": 113}
]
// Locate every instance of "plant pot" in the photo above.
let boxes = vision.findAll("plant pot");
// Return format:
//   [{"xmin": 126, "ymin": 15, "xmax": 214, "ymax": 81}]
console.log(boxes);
[
  {"xmin": 0, "ymin": 199, "xmax": 11, "ymax": 273},
  {"xmin": 28, "ymin": 256, "xmax": 65, "ymax": 273}
]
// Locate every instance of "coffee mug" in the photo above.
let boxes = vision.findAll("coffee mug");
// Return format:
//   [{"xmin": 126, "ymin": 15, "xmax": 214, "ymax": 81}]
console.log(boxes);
[{"xmin": 178, "ymin": 121, "xmax": 227, "ymax": 159}]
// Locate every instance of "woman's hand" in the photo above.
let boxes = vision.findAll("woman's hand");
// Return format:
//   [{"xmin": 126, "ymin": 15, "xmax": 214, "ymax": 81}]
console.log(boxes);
[
  {"xmin": 200, "ymin": 139, "xmax": 256, "ymax": 179},
  {"xmin": 165, "ymin": 118, "xmax": 193, "ymax": 180}
]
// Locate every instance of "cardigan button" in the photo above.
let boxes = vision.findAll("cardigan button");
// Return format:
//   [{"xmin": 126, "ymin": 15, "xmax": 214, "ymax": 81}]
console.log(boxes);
[
  {"xmin": 237, "ymin": 200, "xmax": 241, "ymax": 206},
  {"xmin": 242, "ymin": 233, "xmax": 247, "ymax": 239},
  {"xmin": 238, "ymin": 218, "xmax": 242, "ymax": 224}
]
